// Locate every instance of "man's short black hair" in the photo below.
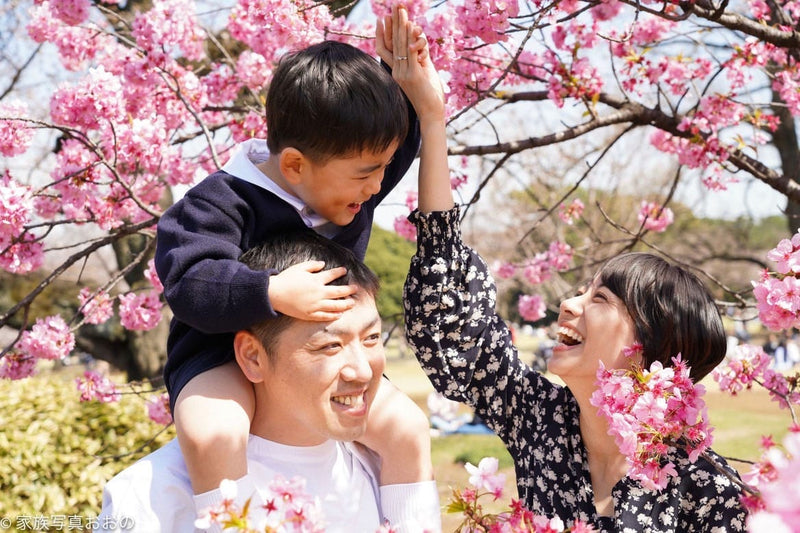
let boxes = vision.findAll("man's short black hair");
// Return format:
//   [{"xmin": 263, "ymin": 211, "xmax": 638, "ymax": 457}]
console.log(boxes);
[
  {"xmin": 239, "ymin": 230, "xmax": 380, "ymax": 356},
  {"xmin": 266, "ymin": 40, "xmax": 409, "ymax": 163}
]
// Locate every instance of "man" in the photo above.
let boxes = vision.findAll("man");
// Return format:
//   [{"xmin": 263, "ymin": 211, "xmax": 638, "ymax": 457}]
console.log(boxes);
[{"xmin": 98, "ymin": 231, "xmax": 441, "ymax": 532}]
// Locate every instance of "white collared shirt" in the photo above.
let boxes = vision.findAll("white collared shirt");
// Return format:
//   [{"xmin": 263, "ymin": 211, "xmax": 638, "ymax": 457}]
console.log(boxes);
[{"xmin": 222, "ymin": 139, "xmax": 339, "ymax": 237}]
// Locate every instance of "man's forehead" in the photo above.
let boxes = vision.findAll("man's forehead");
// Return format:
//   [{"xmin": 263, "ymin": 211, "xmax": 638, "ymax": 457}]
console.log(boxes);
[
  {"xmin": 324, "ymin": 293, "xmax": 379, "ymax": 331},
  {"xmin": 300, "ymin": 291, "xmax": 380, "ymax": 337}
]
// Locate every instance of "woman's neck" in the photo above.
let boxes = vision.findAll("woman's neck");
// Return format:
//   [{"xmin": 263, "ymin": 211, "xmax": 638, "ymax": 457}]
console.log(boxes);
[{"xmin": 575, "ymin": 391, "xmax": 629, "ymax": 517}]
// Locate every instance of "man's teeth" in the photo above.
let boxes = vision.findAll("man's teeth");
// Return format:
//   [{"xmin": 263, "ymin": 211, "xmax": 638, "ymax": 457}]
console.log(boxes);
[
  {"xmin": 557, "ymin": 326, "xmax": 584, "ymax": 345},
  {"xmin": 332, "ymin": 394, "xmax": 364, "ymax": 407}
]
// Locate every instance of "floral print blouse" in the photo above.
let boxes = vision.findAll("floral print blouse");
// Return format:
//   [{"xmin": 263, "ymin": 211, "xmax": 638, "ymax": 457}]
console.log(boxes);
[{"xmin": 403, "ymin": 208, "xmax": 747, "ymax": 532}]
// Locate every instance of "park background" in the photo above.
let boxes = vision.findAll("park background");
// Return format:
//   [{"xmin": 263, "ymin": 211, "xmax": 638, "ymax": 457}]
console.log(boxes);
[{"xmin": 2, "ymin": 0, "xmax": 800, "ymax": 530}]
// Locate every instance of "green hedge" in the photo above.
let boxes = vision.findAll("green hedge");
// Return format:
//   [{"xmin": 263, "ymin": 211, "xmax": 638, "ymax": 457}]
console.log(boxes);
[{"xmin": 0, "ymin": 370, "xmax": 175, "ymax": 531}]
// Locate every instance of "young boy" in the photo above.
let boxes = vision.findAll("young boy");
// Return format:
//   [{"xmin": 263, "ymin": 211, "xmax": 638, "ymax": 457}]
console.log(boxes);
[{"xmin": 154, "ymin": 10, "xmax": 440, "ymax": 517}]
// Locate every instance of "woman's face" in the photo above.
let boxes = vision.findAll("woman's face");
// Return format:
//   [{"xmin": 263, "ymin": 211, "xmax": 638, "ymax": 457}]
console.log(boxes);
[{"xmin": 548, "ymin": 276, "xmax": 638, "ymax": 384}]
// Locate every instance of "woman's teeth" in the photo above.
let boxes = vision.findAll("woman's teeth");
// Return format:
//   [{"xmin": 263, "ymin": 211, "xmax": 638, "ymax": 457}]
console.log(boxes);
[{"xmin": 557, "ymin": 326, "xmax": 584, "ymax": 346}]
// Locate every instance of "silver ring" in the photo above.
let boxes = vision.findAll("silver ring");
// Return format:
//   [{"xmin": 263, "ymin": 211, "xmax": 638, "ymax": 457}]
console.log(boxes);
[{"xmin": 395, "ymin": 56, "xmax": 408, "ymax": 61}]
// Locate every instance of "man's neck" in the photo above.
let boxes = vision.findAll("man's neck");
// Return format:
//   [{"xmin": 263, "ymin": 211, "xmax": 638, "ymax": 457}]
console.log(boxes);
[{"xmin": 249, "ymin": 414, "xmax": 329, "ymax": 447}]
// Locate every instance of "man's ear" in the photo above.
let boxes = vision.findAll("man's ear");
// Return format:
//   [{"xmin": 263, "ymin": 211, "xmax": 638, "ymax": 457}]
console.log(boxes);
[
  {"xmin": 278, "ymin": 147, "xmax": 306, "ymax": 185},
  {"xmin": 234, "ymin": 330, "xmax": 268, "ymax": 384}
]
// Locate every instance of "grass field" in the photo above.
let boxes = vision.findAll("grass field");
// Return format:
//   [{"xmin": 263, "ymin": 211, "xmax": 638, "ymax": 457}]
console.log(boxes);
[{"xmin": 383, "ymin": 348, "xmax": 795, "ymax": 530}]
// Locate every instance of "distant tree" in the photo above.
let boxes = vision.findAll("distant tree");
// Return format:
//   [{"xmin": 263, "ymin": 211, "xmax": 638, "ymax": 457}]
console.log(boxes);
[{"xmin": 364, "ymin": 225, "xmax": 416, "ymax": 322}]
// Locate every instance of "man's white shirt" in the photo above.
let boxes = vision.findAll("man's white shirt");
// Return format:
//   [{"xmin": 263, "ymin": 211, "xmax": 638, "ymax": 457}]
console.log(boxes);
[{"xmin": 98, "ymin": 435, "xmax": 441, "ymax": 532}]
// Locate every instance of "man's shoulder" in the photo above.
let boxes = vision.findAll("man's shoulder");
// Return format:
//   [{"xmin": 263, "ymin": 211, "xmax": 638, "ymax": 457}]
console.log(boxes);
[
  {"xmin": 99, "ymin": 440, "xmax": 196, "ymax": 532},
  {"xmin": 106, "ymin": 439, "xmax": 191, "ymax": 494}
]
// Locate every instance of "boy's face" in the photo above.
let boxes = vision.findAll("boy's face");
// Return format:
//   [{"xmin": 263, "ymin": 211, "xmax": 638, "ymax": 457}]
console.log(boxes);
[
  {"xmin": 253, "ymin": 291, "xmax": 385, "ymax": 446},
  {"xmin": 292, "ymin": 141, "xmax": 400, "ymax": 227}
]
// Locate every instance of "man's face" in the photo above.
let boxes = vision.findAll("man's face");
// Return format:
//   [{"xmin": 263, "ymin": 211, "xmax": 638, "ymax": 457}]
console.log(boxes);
[{"xmin": 253, "ymin": 290, "xmax": 385, "ymax": 446}]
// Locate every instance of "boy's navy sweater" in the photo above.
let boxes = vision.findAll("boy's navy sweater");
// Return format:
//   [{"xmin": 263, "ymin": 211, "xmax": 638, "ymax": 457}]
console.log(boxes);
[{"xmin": 155, "ymin": 110, "xmax": 420, "ymax": 407}]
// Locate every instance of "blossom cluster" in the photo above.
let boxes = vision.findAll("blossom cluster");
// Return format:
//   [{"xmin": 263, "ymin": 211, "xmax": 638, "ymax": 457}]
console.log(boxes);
[
  {"xmin": 0, "ymin": 257, "xmax": 165, "ymax": 380},
  {"xmin": 712, "ymin": 343, "xmax": 800, "ymax": 410},
  {"xmin": 446, "ymin": 457, "xmax": 596, "ymax": 532},
  {"xmin": 743, "ymin": 430, "xmax": 800, "ymax": 531},
  {"xmin": 195, "ymin": 476, "xmax": 337, "ymax": 533},
  {"xmin": 491, "ymin": 241, "xmax": 574, "ymax": 323},
  {"xmin": 590, "ymin": 351, "xmax": 712, "ymax": 490},
  {"xmin": 753, "ymin": 230, "xmax": 800, "ymax": 331},
  {"xmin": 74, "ymin": 372, "xmax": 173, "ymax": 425},
  {"xmin": 637, "ymin": 201, "xmax": 674, "ymax": 233}
]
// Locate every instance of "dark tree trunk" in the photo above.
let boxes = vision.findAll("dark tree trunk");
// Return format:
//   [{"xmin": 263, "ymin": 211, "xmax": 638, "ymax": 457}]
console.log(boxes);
[{"xmin": 770, "ymin": 84, "xmax": 800, "ymax": 234}]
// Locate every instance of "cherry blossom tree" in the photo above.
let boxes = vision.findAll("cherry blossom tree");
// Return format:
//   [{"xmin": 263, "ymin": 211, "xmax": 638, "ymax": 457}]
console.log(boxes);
[{"xmin": 3, "ymin": 0, "xmax": 800, "ymax": 382}]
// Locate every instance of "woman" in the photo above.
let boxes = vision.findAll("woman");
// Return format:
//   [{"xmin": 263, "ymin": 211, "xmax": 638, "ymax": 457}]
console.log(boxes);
[
  {"xmin": 403, "ymin": 210, "xmax": 747, "ymax": 530},
  {"xmin": 400, "ymin": 35, "xmax": 746, "ymax": 528}
]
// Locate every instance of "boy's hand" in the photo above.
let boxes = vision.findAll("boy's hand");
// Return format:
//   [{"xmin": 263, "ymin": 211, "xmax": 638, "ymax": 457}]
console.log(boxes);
[
  {"xmin": 268, "ymin": 261, "xmax": 357, "ymax": 321},
  {"xmin": 375, "ymin": 5, "xmax": 446, "ymax": 125}
]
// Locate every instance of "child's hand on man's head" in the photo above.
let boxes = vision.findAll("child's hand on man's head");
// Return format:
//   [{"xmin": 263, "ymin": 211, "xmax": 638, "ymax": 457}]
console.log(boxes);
[{"xmin": 268, "ymin": 261, "xmax": 357, "ymax": 321}]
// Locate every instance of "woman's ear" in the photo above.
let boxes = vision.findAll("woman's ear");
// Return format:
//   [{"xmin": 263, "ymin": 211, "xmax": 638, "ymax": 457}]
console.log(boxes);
[
  {"xmin": 234, "ymin": 330, "xmax": 267, "ymax": 384},
  {"xmin": 279, "ymin": 147, "xmax": 306, "ymax": 185}
]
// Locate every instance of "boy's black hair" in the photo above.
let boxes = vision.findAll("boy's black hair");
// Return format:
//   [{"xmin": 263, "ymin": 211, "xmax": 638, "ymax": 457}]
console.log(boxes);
[
  {"xmin": 239, "ymin": 230, "xmax": 380, "ymax": 358},
  {"xmin": 266, "ymin": 40, "xmax": 409, "ymax": 163}
]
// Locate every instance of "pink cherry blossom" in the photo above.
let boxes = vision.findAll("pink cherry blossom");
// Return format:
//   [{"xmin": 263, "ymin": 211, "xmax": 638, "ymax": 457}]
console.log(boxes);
[
  {"xmin": 465, "ymin": 457, "xmax": 506, "ymax": 498},
  {"xmin": 547, "ymin": 241, "xmax": 573, "ymax": 271},
  {"xmin": 131, "ymin": 0, "xmax": 205, "ymax": 62},
  {"xmin": 146, "ymin": 392, "xmax": 173, "ymax": 425},
  {"xmin": 492, "ymin": 260, "xmax": 516, "ymax": 279},
  {"xmin": 518, "ymin": 293, "xmax": 546, "ymax": 322},
  {"xmin": 713, "ymin": 343, "xmax": 772, "ymax": 395},
  {"xmin": 236, "ymin": 51, "xmax": 273, "ymax": 91},
  {"xmin": 744, "ymin": 431, "xmax": 800, "ymax": 530},
  {"xmin": 0, "ymin": 171, "xmax": 33, "ymax": 247},
  {"xmin": 50, "ymin": 66, "xmax": 125, "ymax": 129},
  {"xmin": 0, "ymin": 102, "xmax": 35, "ymax": 157},
  {"xmin": 523, "ymin": 255, "xmax": 552, "ymax": 285},
  {"xmin": 637, "ymin": 201, "xmax": 674, "ymax": 232},
  {"xmin": 0, "ymin": 234, "xmax": 45, "ymax": 274},
  {"xmin": 49, "ymin": 0, "xmax": 90, "ymax": 26},
  {"xmin": 145, "ymin": 259, "xmax": 164, "ymax": 294},
  {"xmin": 530, "ymin": 515, "xmax": 566, "ymax": 532},
  {"xmin": 118, "ymin": 290, "xmax": 164, "ymax": 331},
  {"xmin": 454, "ymin": 0, "xmax": 519, "ymax": 45},
  {"xmin": 761, "ymin": 369, "xmax": 800, "ymax": 410},
  {"xmin": 450, "ymin": 171, "xmax": 469, "ymax": 191},
  {"xmin": 0, "ymin": 352, "xmax": 38, "ymax": 380},
  {"xmin": 199, "ymin": 474, "xmax": 326, "ymax": 531},
  {"xmin": 570, "ymin": 521, "xmax": 599, "ymax": 533},
  {"xmin": 75, "ymin": 370, "xmax": 120, "ymax": 403},
  {"xmin": 591, "ymin": 355, "xmax": 711, "ymax": 490},
  {"xmin": 18, "ymin": 315, "xmax": 75, "ymax": 361},
  {"xmin": 393, "ymin": 215, "xmax": 417, "ymax": 242},
  {"xmin": 403, "ymin": 190, "xmax": 418, "ymax": 211},
  {"xmin": 78, "ymin": 287, "xmax": 114, "ymax": 325},
  {"xmin": 229, "ymin": 110, "xmax": 268, "ymax": 143},
  {"xmin": 752, "ymin": 275, "xmax": 800, "ymax": 331},
  {"xmin": 27, "ymin": 5, "xmax": 115, "ymax": 70},
  {"xmin": 766, "ymin": 232, "xmax": 800, "ymax": 274},
  {"xmin": 558, "ymin": 198, "xmax": 584, "ymax": 225}
]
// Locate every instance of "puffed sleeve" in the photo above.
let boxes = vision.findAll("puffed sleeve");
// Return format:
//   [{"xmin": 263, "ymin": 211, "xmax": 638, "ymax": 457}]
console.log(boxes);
[{"xmin": 403, "ymin": 207, "xmax": 546, "ymax": 441}]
